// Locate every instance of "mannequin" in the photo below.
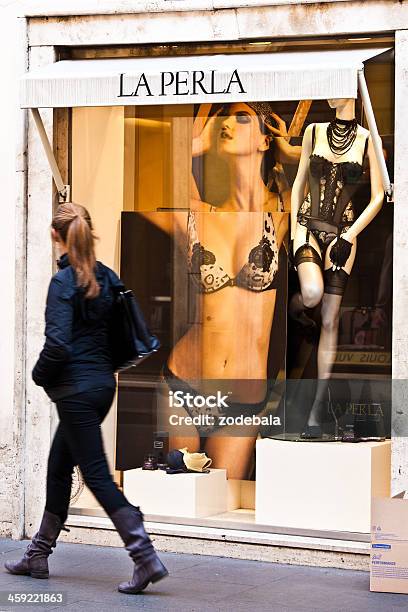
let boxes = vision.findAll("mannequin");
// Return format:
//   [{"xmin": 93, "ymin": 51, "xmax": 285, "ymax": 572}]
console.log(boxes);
[{"xmin": 290, "ymin": 98, "xmax": 384, "ymax": 439}]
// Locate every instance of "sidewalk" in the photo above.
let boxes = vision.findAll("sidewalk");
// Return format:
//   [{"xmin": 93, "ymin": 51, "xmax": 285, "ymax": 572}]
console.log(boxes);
[{"xmin": 0, "ymin": 538, "xmax": 407, "ymax": 611}]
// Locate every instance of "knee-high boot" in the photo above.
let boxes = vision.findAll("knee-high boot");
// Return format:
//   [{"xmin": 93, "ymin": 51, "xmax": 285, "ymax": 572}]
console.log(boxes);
[
  {"xmin": 4, "ymin": 511, "xmax": 66, "ymax": 579},
  {"xmin": 110, "ymin": 504, "xmax": 168, "ymax": 594}
]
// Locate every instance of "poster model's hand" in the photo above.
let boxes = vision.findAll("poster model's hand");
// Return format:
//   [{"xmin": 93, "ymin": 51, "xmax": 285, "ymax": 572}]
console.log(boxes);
[
  {"xmin": 265, "ymin": 112, "xmax": 302, "ymax": 164},
  {"xmin": 264, "ymin": 112, "xmax": 289, "ymax": 139}
]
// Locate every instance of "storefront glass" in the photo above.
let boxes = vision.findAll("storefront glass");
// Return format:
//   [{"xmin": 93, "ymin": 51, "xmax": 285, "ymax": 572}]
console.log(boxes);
[{"xmin": 69, "ymin": 46, "xmax": 394, "ymax": 535}]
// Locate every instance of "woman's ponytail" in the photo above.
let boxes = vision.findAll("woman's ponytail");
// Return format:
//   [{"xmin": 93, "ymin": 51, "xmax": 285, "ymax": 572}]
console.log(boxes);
[{"xmin": 52, "ymin": 203, "xmax": 100, "ymax": 299}]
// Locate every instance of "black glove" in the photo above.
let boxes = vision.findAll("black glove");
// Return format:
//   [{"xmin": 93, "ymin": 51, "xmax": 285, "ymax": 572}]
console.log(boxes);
[{"xmin": 329, "ymin": 236, "xmax": 352, "ymax": 269}]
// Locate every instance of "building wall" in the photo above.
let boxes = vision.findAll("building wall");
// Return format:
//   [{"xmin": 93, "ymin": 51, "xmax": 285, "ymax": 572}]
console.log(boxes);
[
  {"xmin": 23, "ymin": 1, "xmax": 408, "ymax": 45},
  {"xmin": 392, "ymin": 30, "xmax": 408, "ymax": 493},
  {"xmin": 0, "ymin": 1, "xmax": 26, "ymax": 538}
]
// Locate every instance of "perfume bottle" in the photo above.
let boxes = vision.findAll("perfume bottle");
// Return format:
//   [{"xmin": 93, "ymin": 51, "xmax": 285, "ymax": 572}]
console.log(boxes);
[{"xmin": 142, "ymin": 453, "xmax": 158, "ymax": 470}]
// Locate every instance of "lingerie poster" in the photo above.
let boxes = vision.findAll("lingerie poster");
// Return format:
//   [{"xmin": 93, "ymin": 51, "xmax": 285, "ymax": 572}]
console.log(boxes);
[{"xmin": 116, "ymin": 99, "xmax": 392, "ymax": 478}]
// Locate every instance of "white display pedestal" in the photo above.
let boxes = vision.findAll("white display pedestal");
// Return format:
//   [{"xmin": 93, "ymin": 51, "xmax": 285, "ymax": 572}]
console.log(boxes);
[
  {"xmin": 124, "ymin": 468, "xmax": 228, "ymax": 518},
  {"xmin": 255, "ymin": 438, "xmax": 391, "ymax": 533}
]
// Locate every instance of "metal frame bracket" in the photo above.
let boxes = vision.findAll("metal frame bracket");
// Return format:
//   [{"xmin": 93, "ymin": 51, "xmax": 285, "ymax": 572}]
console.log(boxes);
[
  {"xmin": 58, "ymin": 184, "xmax": 71, "ymax": 203},
  {"xmin": 31, "ymin": 108, "xmax": 71, "ymax": 204}
]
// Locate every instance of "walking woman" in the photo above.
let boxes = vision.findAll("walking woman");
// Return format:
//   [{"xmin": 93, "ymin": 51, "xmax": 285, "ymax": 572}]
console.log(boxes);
[{"xmin": 4, "ymin": 203, "xmax": 168, "ymax": 594}]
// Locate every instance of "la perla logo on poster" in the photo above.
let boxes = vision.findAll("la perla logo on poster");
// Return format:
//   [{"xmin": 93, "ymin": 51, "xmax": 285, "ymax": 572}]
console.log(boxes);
[
  {"xmin": 168, "ymin": 390, "xmax": 229, "ymax": 409},
  {"xmin": 118, "ymin": 69, "xmax": 247, "ymax": 98}
]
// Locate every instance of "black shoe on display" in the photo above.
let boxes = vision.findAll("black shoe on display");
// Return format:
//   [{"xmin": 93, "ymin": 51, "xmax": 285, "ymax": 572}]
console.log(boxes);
[
  {"xmin": 300, "ymin": 394, "xmax": 340, "ymax": 441},
  {"xmin": 300, "ymin": 400, "xmax": 325, "ymax": 440},
  {"xmin": 341, "ymin": 426, "xmax": 362, "ymax": 443},
  {"xmin": 300, "ymin": 424, "xmax": 323, "ymax": 440}
]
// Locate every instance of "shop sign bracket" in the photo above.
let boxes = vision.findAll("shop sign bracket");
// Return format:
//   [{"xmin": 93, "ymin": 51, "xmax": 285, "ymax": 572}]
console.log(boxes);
[
  {"xmin": 58, "ymin": 184, "xmax": 71, "ymax": 204},
  {"xmin": 31, "ymin": 108, "xmax": 71, "ymax": 203}
]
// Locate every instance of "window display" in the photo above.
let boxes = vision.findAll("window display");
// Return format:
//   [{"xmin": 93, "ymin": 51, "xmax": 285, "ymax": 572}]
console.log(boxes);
[{"xmin": 68, "ymin": 47, "xmax": 393, "ymax": 535}]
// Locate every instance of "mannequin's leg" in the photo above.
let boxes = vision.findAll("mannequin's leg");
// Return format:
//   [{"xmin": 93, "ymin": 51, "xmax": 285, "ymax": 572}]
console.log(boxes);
[
  {"xmin": 293, "ymin": 225, "xmax": 326, "ymax": 435},
  {"xmin": 306, "ymin": 236, "xmax": 357, "ymax": 430},
  {"xmin": 293, "ymin": 224, "xmax": 324, "ymax": 309},
  {"xmin": 307, "ymin": 292, "xmax": 342, "ymax": 426},
  {"xmin": 288, "ymin": 291, "xmax": 318, "ymax": 332}
]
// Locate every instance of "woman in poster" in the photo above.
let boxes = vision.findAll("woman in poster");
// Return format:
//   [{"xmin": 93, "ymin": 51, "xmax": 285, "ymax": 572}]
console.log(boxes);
[{"xmin": 145, "ymin": 102, "xmax": 300, "ymax": 478}]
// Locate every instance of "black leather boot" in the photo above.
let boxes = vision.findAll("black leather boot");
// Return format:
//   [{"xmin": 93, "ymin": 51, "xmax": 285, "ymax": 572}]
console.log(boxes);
[
  {"xmin": 4, "ymin": 511, "xmax": 65, "ymax": 579},
  {"xmin": 110, "ymin": 505, "xmax": 168, "ymax": 594}
]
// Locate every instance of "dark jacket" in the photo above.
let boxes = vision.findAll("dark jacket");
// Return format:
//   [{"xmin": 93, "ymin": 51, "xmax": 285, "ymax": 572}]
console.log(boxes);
[{"xmin": 32, "ymin": 253, "xmax": 124, "ymax": 401}]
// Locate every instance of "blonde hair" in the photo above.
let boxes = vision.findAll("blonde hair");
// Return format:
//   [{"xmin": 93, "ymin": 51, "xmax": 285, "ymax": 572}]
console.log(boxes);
[{"xmin": 52, "ymin": 203, "xmax": 99, "ymax": 299}]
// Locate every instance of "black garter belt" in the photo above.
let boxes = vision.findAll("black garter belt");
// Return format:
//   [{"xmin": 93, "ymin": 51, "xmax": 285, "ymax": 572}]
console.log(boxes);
[{"xmin": 294, "ymin": 243, "xmax": 323, "ymax": 269}]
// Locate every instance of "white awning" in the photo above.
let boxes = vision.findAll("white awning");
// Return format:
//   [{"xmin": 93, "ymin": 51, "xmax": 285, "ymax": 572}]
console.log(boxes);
[
  {"xmin": 20, "ymin": 46, "xmax": 393, "ymax": 199},
  {"xmin": 20, "ymin": 47, "xmax": 390, "ymax": 109}
]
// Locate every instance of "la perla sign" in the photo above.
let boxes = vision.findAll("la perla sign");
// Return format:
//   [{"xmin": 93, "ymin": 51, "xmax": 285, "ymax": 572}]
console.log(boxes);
[{"xmin": 118, "ymin": 69, "xmax": 246, "ymax": 98}]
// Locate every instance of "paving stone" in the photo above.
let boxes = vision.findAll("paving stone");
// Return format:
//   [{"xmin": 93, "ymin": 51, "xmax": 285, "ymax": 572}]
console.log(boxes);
[
  {"xmin": 214, "ymin": 571, "xmax": 408, "ymax": 612},
  {"xmin": 0, "ymin": 540, "xmax": 27, "ymax": 554},
  {"xmin": 169, "ymin": 554, "xmax": 305, "ymax": 587}
]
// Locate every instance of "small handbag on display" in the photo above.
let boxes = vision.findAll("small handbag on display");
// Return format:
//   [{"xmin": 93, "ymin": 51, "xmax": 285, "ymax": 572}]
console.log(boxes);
[{"xmin": 109, "ymin": 288, "xmax": 161, "ymax": 371}]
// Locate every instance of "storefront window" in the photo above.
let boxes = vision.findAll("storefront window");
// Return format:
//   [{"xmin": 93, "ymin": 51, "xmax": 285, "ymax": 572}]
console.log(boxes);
[{"xmin": 69, "ymin": 47, "xmax": 394, "ymax": 535}]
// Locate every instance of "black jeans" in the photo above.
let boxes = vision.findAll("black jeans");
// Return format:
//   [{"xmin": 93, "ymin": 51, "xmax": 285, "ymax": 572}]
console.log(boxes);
[{"xmin": 45, "ymin": 388, "xmax": 128, "ymax": 523}]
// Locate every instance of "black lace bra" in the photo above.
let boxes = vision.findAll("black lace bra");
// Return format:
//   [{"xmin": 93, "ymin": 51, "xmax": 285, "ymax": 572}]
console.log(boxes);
[
  {"xmin": 187, "ymin": 212, "xmax": 278, "ymax": 293},
  {"xmin": 309, "ymin": 154, "xmax": 365, "ymax": 184}
]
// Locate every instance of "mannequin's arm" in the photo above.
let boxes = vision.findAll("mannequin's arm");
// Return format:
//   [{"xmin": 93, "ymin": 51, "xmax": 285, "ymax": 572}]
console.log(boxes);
[
  {"xmin": 290, "ymin": 124, "xmax": 313, "ymax": 240},
  {"xmin": 342, "ymin": 136, "xmax": 384, "ymax": 241}
]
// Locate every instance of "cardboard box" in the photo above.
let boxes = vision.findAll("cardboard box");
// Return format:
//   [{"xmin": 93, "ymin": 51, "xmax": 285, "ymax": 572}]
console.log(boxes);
[{"xmin": 370, "ymin": 495, "xmax": 408, "ymax": 594}]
